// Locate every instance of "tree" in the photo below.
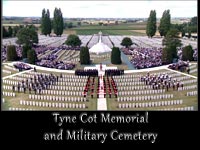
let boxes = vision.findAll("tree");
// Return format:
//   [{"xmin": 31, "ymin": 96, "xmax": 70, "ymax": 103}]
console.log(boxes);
[
  {"xmin": 162, "ymin": 46, "xmax": 173, "ymax": 64},
  {"xmin": 77, "ymin": 21, "xmax": 81, "ymax": 26},
  {"xmin": 22, "ymin": 44, "xmax": 31, "ymax": 58},
  {"xmin": 162, "ymin": 29, "xmax": 182, "ymax": 64},
  {"xmin": 27, "ymin": 24, "xmax": 38, "ymax": 31},
  {"xmin": 146, "ymin": 10, "xmax": 157, "ymax": 38},
  {"xmin": 68, "ymin": 22, "xmax": 73, "ymax": 28},
  {"xmin": 158, "ymin": 10, "xmax": 171, "ymax": 37},
  {"xmin": 3, "ymin": 26, "xmax": 8, "ymax": 38},
  {"xmin": 8, "ymin": 26, "xmax": 13, "ymax": 37},
  {"xmin": 171, "ymin": 23, "xmax": 186, "ymax": 37},
  {"xmin": 46, "ymin": 9, "xmax": 52, "ymax": 35},
  {"xmin": 99, "ymin": 22, "xmax": 103, "ymax": 26},
  {"xmin": 7, "ymin": 45, "xmax": 18, "ymax": 61},
  {"xmin": 182, "ymin": 45, "xmax": 194, "ymax": 61},
  {"xmin": 181, "ymin": 29, "xmax": 185, "ymax": 37},
  {"xmin": 80, "ymin": 47, "xmax": 90, "ymax": 64},
  {"xmin": 27, "ymin": 49, "xmax": 37, "ymax": 64},
  {"xmin": 41, "ymin": 9, "xmax": 51, "ymax": 36},
  {"xmin": 121, "ymin": 37, "xmax": 133, "ymax": 48},
  {"xmin": 188, "ymin": 31, "xmax": 191, "ymax": 38},
  {"xmin": 41, "ymin": 9, "xmax": 47, "ymax": 35},
  {"xmin": 111, "ymin": 47, "xmax": 122, "ymax": 64},
  {"xmin": 13, "ymin": 26, "xmax": 20, "ymax": 37},
  {"xmin": 53, "ymin": 7, "xmax": 64, "ymax": 36},
  {"xmin": 65, "ymin": 34, "xmax": 81, "ymax": 47},
  {"xmin": 16, "ymin": 27, "xmax": 38, "ymax": 46},
  {"xmin": 190, "ymin": 16, "xmax": 197, "ymax": 26}
]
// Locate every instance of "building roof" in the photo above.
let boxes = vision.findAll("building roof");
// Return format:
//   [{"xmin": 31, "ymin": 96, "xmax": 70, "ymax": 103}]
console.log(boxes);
[{"xmin": 89, "ymin": 32, "xmax": 112, "ymax": 54}]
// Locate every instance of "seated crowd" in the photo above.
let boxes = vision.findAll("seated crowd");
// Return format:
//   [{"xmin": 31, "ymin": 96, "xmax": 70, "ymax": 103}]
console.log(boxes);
[
  {"xmin": 130, "ymin": 47, "xmax": 162, "ymax": 69},
  {"xmin": 36, "ymin": 60, "xmax": 75, "ymax": 70},
  {"xmin": 168, "ymin": 60, "xmax": 189, "ymax": 72},
  {"xmin": 36, "ymin": 46, "xmax": 75, "ymax": 70},
  {"xmin": 2, "ymin": 44, "xmax": 79, "ymax": 70},
  {"xmin": 13, "ymin": 62, "xmax": 32, "ymax": 71}
]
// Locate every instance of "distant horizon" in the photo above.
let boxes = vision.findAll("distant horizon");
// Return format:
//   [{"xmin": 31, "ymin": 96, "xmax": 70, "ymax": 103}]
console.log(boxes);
[
  {"xmin": 3, "ymin": 1, "xmax": 197, "ymax": 18},
  {"xmin": 2, "ymin": 16, "xmax": 194, "ymax": 19}
]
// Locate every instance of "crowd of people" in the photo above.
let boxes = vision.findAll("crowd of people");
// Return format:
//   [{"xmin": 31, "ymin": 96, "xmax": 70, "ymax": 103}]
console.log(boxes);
[
  {"xmin": 13, "ymin": 73, "xmax": 60, "ymax": 94},
  {"xmin": 140, "ymin": 72, "xmax": 183, "ymax": 91},
  {"xmin": 34, "ymin": 45, "xmax": 81, "ymax": 56},
  {"xmin": 105, "ymin": 69, "xmax": 124, "ymax": 76},
  {"xmin": 130, "ymin": 47, "xmax": 162, "ymax": 69},
  {"xmin": 2, "ymin": 44, "xmax": 78, "ymax": 70},
  {"xmin": 36, "ymin": 60, "xmax": 75, "ymax": 70},
  {"xmin": 168, "ymin": 60, "xmax": 189, "ymax": 72},
  {"xmin": 193, "ymin": 48, "xmax": 198, "ymax": 61},
  {"xmin": 2, "ymin": 46, "xmax": 7, "ymax": 62},
  {"xmin": 13, "ymin": 62, "xmax": 32, "ymax": 71},
  {"xmin": 75, "ymin": 69, "xmax": 98, "ymax": 76},
  {"xmin": 36, "ymin": 45, "xmax": 76, "ymax": 70}
]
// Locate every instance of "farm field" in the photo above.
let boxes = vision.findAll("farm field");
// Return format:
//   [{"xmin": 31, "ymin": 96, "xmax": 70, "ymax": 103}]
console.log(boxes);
[{"xmin": 3, "ymin": 21, "xmax": 147, "ymax": 35}]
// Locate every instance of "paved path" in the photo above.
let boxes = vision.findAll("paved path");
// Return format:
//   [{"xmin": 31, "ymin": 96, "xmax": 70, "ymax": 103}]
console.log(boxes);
[
  {"xmin": 124, "ymin": 65, "xmax": 169, "ymax": 73},
  {"xmin": 2, "ymin": 69, "xmax": 34, "ymax": 80},
  {"xmin": 97, "ymin": 67, "xmax": 107, "ymax": 110},
  {"xmin": 97, "ymin": 98, "xmax": 107, "ymax": 110},
  {"xmin": 125, "ymin": 64, "xmax": 197, "ymax": 79},
  {"xmin": 165, "ymin": 67, "xmax": 197, "ymax": 79},
  {"xmin": 120, "ymin": 50, "xmax": 136, "ymax": 70}
]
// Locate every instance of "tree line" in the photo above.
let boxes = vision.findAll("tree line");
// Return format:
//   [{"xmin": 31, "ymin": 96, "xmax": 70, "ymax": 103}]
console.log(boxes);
[
  {"xmin": 41, "ymin": 8, "xmax": 64, "ymax": 36},
  {"xmin": 146, "ymin": 10, "xmax": 197, "ymax": 38},
  {"xmin": 6, "ymin": 24, "xmax": 38, "ymax": 64}
]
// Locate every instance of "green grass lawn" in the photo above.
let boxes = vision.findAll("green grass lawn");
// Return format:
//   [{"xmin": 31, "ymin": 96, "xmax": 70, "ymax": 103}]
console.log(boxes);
[
  {"xmin": 64, "ymin": 22, "xmax": 147, "ymax": 35},
  {"xmin": 73, "ymin": 22, "xmax": 146, "ymax": 30},
  {"xmin": 2, "ymin": 67, "xmax": 197, "ymax": 111},
  {"xmin": 73, "ymin": 29, "xmax": 146, "ymax": 35}
]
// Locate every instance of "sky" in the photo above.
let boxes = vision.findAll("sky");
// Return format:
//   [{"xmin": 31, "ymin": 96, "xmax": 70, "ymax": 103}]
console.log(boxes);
[{"xmin": 2, "ymin": 0, "xmax": 197, "ymax": 18}]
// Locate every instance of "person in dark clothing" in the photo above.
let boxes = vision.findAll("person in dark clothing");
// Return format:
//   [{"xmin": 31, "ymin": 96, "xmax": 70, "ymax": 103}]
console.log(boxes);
[
  {"xmin": 181, "ymin": 83, "xmax": 184, "ymax": 88},
  {"xmin": 12, "ymin": 85, "xmax": 15, "ymax": 92},
  {"xmin": 172, "ymin": 84, "xmax": 175, "ymax": 91},
  {"xmin": 187, "ymin": 67, "xmax": 190, "ymax": 74},
  {"xmin": 29, "ymin": 86, "xmax": 31, "ymax": 94},
  {"xmin": 39, "ymin": 88, "xmax": 41, "ymax": 95},
  {"xmin": 23, "ymin": 87, "xmax": 26, "ymax": 93},
  {"xmin": 17, "ymin": 85, "xmax": 20, "ymax": 93},
  {"xmin": 34, "ymin": 88, "xmax": 37, "ymax": 94}
]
